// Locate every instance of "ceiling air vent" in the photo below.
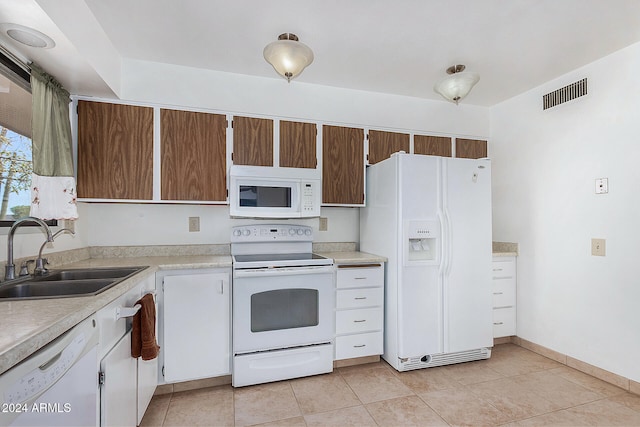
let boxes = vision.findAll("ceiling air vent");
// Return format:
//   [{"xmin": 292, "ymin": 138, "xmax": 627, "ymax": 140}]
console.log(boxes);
[{"xmin": 543, "ymin": 78, "xmax": 587, "ymax": 110}]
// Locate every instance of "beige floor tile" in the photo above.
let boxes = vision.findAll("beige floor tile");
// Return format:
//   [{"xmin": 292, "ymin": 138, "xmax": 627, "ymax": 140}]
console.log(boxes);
[
  {"xmin": 393, "ymin": 365, "xmax": 463, "ymax": 394},
  {"xmin": 509, "ymin": 410, "xmax": 590, "ymax": 426},
  {"xmin": 548, "ymin": 366, "xmax": 627, "ymax": 398},
  {"xmin": 510, "ymin": 370, "xmax": 603, "ymax": 409},
  {"xmin": 304, "ymin": 405, "xmax": 376, "ymax": 426},
  {"xmin": 561, "ymin": 398, "xmax": 640, "ymax": 426},
  {"xmin": 366, "ymin": 395, "xmax": 448, "ymax": 426},
  {"xmin": 253, "ymin": 416, "xmax": 308, "ymax": 427},
  {"xmin": 609, "ymin": 392, "xmax": 640, "ymax": 413},
  {"xmin": 163, "ymin": 386, "xmax": 234, "ymax": 427},
  {"xmin": 340, "ymin": 363, "xmax": 414, "ymax": 403},
  {"xmin": 234, "ymin": 382, "xmax": 301, "ymax": 427},
  {"xmin": 140, "ymin": 393, "xmax": 171, "ymax": 427},
  {"xmin": 337, "ymin": 360, "xmax": 390, "ymax": 375},
  {"xmin": 290, "ymin": 372, "xmax": 361, "ymax": 415},
  {"xmin": 419, "ymin": 385, "xmax": 511, "ymax": 426},
  {"xmin": 440, "ymin": 359, "xmax": 505, "ymax": 385},
  {"xmin": 468, "ymin": 377, "xmax": 562, "ymax": 422}
]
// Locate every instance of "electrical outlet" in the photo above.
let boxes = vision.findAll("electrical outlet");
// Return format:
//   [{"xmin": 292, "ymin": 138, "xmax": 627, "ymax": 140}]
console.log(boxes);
[
  {"xmin": 591, "ymin": 238, "xmax": 606, "ymax": 256},
  {"xmin": 595, "ymin": 178, "xmax": 608, "ymax": 194},
  {"xmin": 319, "ymin": 217, "xmax": 328, "ymax": 231},
  {"xmin": 188, "ymin": 216, "xmax": 200, "ymax": 232}
]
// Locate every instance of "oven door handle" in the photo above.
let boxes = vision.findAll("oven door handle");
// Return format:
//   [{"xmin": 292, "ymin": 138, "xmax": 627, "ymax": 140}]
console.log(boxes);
[{"xmin": 234, "ymin": 266, "xmax": 334, "ymax": 278}]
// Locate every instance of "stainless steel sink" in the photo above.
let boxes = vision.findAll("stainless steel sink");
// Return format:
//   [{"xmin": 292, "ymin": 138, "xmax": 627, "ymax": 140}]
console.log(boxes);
[
  {"xmin": 34, "ymin": 267, "xmax": 145, "ymax": 282},
  {"xmin": 0, "ymin": 266, "xmax": 148, "ymax": 300}
]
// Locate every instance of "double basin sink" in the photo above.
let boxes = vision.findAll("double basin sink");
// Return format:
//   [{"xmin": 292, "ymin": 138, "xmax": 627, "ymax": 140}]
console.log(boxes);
[{"xmin": 0, "ymin": 266, "xmax": 148, "ymax": 300}]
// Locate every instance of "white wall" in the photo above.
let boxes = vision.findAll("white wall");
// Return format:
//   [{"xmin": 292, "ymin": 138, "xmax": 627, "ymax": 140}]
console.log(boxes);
[{"xmin": 491, "ymin": 41, "xmax": 640, "ymax": 382}]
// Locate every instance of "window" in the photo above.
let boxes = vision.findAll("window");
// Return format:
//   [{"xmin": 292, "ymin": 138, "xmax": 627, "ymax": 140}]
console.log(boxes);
[{"xmin": 0, "ymin": 47, "xmax": 55, "ymax": 226}]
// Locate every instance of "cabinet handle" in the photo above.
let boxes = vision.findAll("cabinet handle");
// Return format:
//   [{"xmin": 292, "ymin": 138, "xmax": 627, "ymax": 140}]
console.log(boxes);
[
  {"xmin": 354, "ymin": 319, "xmax": 366, "ymax": 323},
  {"xmin": 219, "ymin": 280, "xmax": 224, "ymax": 294},
  {"xmin": 354, "ymin": 297, "xmax": 367, "ymax": 300},
  {"xmin": 353, "ymin": 344, "xmax": 366, "ymax": 348},
  {"xmin": 493, "ymin": 292, "xmax": 503, "ymax": 295},
  {"xmin": 493, "ymin": 322, "xmax": 504, "ymax": 325},
  {"xmin": 493, "ymin": 268, "xmax": 503, "ymax": 272},
  {"xmin": 354, "ymin": 277, "xmax": 367, "ymax": 280}
]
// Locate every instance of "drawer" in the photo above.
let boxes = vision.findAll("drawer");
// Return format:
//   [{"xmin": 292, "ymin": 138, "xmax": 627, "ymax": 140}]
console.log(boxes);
[
  {"xmin": 336, "ymin": 288, "xmax": 383, "ymax": 309},
  {"xmin": 492, "ymin": 278, "xmax": 516, "ymax": 308},
  {"xmin": 336, "ymin": 307, "xmax": 383, "ymax": 335},
  {"xmin": 335, "ymin": 331, "xmax": 383, "ymax": 360},
  {"xmin": 492, "ymin": 258, "xmax": 516, "ymax": 279},
  {"xmin": 337, "ymin": 265, "xmax": 383, "ymax": 289},
  {"xmin": 493, "ymin": 307, "xmax": 516, "ymax": 338}
]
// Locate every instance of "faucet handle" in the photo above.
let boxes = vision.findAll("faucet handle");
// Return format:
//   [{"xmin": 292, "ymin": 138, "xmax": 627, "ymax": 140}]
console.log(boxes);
[
  {"xmin": 34, "ymin": 258, "xmax": 49, "ymax": 276},
  {"xmin": 19, "ymin": 260, "xmax": 35, "ymax": 276}
]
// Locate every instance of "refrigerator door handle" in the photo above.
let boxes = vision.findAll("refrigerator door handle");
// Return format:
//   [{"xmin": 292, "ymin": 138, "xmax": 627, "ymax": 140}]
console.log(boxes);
[
  {"xmin": 437, "ymin": 211, "xmax": 447, "ymax": 276},
  {"xmin": 442, "ymin": 208, "xmax": 453, "ymax": 277}
]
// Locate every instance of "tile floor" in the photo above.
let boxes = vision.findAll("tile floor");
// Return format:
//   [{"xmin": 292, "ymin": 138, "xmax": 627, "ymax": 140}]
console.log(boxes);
[{"xmin": 140, "ymin": 344, "xmax": 640, "ymax": 426}]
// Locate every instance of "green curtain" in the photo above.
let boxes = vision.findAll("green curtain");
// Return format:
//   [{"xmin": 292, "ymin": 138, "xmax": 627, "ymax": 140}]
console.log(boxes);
[{"xmin": 30, "ymin": 63, "xmax": 74, "ymax": 177}]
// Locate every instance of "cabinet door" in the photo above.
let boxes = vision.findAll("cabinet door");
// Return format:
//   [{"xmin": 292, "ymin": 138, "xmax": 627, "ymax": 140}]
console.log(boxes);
[
  {"xmin": 322, "ymin": 125, "xmax": 365, "ymax": 205},
  {"xmin": 280, "ymin": 120, "xmax": 317, "ymax": 168},
  {"xmin": 160, "ymin": 109, "xmax": 227, "ymax": 201},
  {"xmin": 414, "ymin": 135, "xmax": 452, "ymax": 157},
  {"xmin": 368, "ymin": 130, "xmax": 409, "ymax": 164},
  {"xmin": 455, "ymin": 138, "xmax": 487, "ymax": 159},
  {"xmin": 100, "ymin": 330, "xmax": 137, "ymax": 427},
  {"xmin": 77, "ymin": 100, "xmax": 153, "ymax": 199},
  {"xmin": 163, "ymin": 272, "xmax": 230, "ymax": 383},
  {"xmin": 232, "ymin": 116, "xmax": 273, "ymax": 166}
]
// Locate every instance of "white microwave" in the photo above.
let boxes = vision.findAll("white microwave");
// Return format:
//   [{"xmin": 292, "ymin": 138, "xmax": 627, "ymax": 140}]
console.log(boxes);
[{"xmin": 229, "ymin": 165, "xmax": 321, "ymax": 218}]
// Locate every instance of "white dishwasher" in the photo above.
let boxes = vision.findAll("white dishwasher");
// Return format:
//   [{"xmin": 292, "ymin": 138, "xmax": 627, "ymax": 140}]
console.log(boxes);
[{"xmin": 0, "ymin": 315, "xmax": 99, "ymax": 427}]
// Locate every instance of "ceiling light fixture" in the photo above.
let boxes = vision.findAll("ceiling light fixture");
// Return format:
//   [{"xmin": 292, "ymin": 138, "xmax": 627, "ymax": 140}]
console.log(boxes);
[
  {"xmin": 263, "ymin": 33, "xmax": 314, "ymax": 83},
  {"xmin": 0, "ymin": 23, "xmax": 55, "ymax": 49},
  {"xmin": 433, "ymin": 64, "xmax": 479, "ymax": 105}
]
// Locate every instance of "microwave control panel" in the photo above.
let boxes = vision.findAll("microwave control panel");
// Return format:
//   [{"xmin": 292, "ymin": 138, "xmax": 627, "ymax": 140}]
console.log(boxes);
[{"xmin": 301, "ymin": 181, "xmax": 320, "ymax": 216}]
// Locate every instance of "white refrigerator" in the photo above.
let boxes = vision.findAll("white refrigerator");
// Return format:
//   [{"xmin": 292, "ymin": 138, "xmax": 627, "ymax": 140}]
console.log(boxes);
[{"xmin": 360, "ymin": 153, "xmax": 493, "ymax": 371}]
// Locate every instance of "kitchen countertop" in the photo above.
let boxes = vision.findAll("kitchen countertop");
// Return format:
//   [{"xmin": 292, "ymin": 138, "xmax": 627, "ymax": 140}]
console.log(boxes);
[
  {"xmin": 0, "ymin": 255, "xmax": 231, "ymax": 375},
  {"xmin": 319, "ymin": 251, "xmax": 387, "ymax": 264}
]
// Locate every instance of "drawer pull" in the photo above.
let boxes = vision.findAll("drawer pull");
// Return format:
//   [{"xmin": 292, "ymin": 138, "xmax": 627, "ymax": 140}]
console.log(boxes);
[
  {"xmin": 354, "ymin": 277, "xmax": 367, "ymax": 280},
  {"xmin": 493, "ymin": 321, "xmax": 504, "ymax": 325},
  {"xmin": 353, "ymin": 319, "xmax": 366, "ymax": 323},
  {"xmin": 353, "ymin": 344, "xmax": 366, "ymax": 348},
  {"xmin": 492, "ymin": 268, "xmax": 503, "ymax": 272},
  {"xmin": 354, "ymin": 297, "xmax": 367, "ymax": 300},
  {"xmin": 493, "ymin": 292, "xmax": 503, "ymax": 295}
]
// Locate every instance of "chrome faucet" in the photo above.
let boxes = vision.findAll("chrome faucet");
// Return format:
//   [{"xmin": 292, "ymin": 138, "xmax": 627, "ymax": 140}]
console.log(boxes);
[
  {"xmin": 34, "ymin": 228, "xmax": 75, "ymax": 276},
  {"xmin": 5, "ymin": 216, "xmax": 54, "ymax": 281}
]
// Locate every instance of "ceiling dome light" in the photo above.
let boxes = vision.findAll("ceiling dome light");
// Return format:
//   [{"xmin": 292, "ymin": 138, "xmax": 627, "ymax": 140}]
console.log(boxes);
[
  {"xmin": 0, "ymin": 23, "xmax": 55, "ymax": 48},
  {"xmin": 434, "ymin": 64, "xmax": 479, "ymax": 105},
  {"xmin": 263, "ymin": 33, "xmax": 314, "ymax": 83}
]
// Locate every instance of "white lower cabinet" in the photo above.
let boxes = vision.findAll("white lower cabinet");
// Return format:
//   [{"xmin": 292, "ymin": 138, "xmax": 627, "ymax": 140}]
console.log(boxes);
[
  {"xmin": 97, "ymin": 272, "xmax": 157, "ymax": 427},
  {"xmin": 492, "ymin": 256, "xmax": 517, "ymax": 337},
  {"xmin": 158, "ymin": 269, "xmax": 231, "ymax": 384},
  {"xmin": 334, "ymin": 263, "xmax": 384, "ymax": 360}
]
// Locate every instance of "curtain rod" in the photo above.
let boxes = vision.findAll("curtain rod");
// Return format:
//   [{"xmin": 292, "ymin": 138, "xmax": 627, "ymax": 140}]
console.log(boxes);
[{"xmin": 0, "ymin": 44, "xmax": 31, "ymax": 73}]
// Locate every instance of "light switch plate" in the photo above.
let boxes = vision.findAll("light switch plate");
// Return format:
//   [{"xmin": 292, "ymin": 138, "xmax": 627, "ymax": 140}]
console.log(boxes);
[{"xmin": 591, "ymin": 238, "xmax": 606, "ymax": 256}]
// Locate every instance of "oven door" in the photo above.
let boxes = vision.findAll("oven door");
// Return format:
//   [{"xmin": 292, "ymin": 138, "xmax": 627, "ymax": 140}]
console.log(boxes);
[{"xmin": 232, "ymin": 266, "xmax": 334, "ymax": 354}]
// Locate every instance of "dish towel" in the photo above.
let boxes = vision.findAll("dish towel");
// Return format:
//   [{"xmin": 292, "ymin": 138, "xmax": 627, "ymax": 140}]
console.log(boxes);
[{"xmin": 131, "ymin": 293, "xmax": 160, "ymax": 360}]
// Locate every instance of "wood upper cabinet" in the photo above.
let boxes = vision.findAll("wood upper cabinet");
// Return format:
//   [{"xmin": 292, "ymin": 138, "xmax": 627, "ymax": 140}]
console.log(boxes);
[
  {"xmin": 456, "ymin": 138, "xmax": 487, "ymax": 159},
  {"xmin": 279, "ymin": 120, "xmax": 317, "ymax": 168},
  {"xmin": 160, "ymin": 109, "xmax": 227, "ymax": 201},
  {"xmin": 232, "ymin": 116, "xmax": 273, "ymax": 166},
  {"xmin": 322, "ymin": 125, "xmax": 365, "ymax": 205},
  {"xmin": 77, "ymin": 100, "xmax": 153, "ymax": 199},
  {"xmin": 414, "ymin": 135, "xmax": 452, "ymax": 157},
  {"xmin": 368, "ymin": 130, "xmax": 409, "ymax": 164}
]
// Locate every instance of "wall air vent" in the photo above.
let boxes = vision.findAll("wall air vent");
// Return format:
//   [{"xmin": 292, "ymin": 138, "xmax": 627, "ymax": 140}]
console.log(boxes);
[{"xmin": 543, "ymin": 78, "xmax": 587, "ymax": 110}]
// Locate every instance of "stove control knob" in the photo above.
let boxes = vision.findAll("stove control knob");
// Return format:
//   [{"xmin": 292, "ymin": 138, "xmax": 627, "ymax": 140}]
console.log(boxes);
[
  {"xmin": 288, "ymin": 228, "xmax": 296, "ymax": 236},
  {"xmin": 233, "ymin": 229, "xmax": 241, "ymax": 237},
  {"xmin": 242, "ymin": 229, "xmax": 251, "ymax": 236},
  {"xmin": 305, "ymin": 229, "xmax": 312, "ymax": 236},
  {"xmin": 297, "ymin": 228, "xmax": 304, "ymax": 235}
]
